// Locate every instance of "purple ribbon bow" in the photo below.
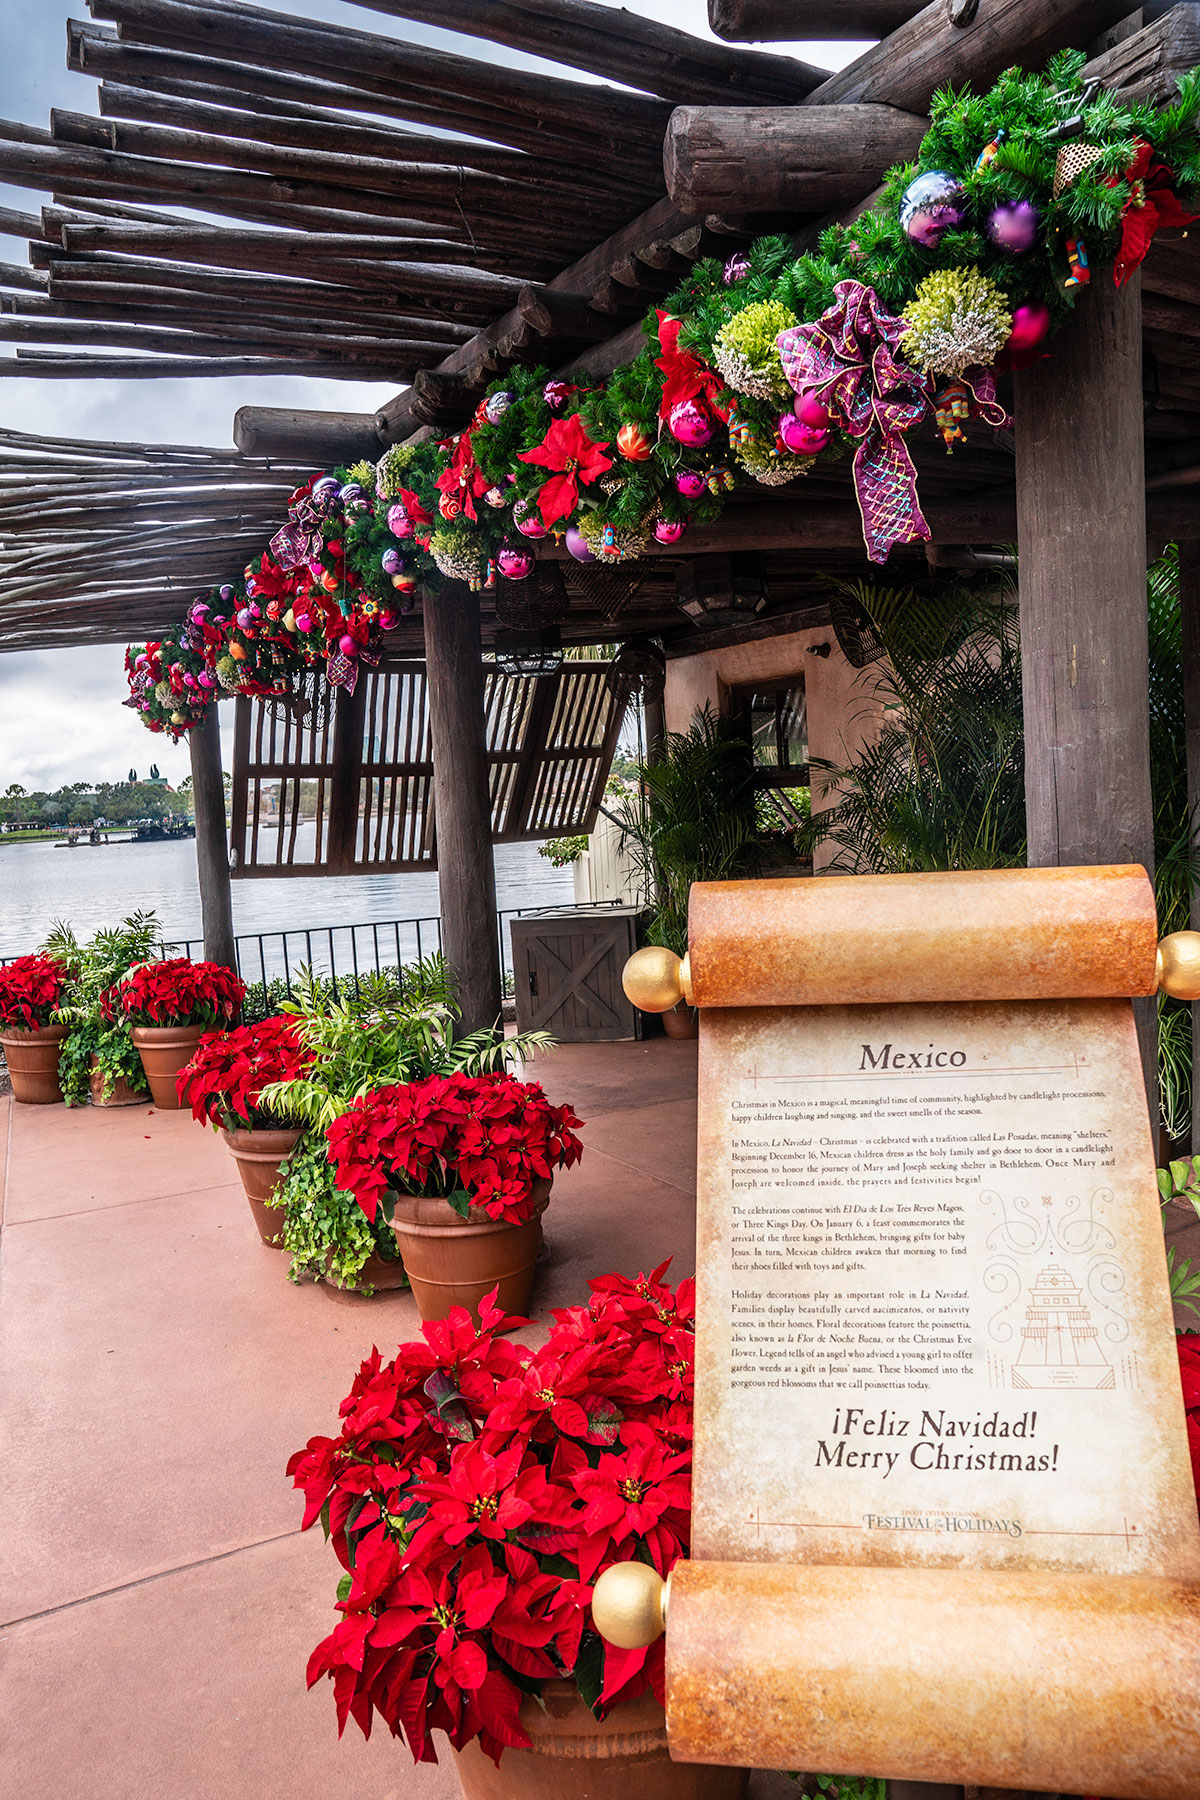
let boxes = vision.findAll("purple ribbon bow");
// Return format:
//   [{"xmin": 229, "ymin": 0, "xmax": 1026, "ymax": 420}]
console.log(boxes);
[
  {"xmin": 269, "ymin": 497, "xmax": 326, "ymax": 572},
  {"xmin": 778, "ymin": 280, "xmax": 933, "ymax": 564}
]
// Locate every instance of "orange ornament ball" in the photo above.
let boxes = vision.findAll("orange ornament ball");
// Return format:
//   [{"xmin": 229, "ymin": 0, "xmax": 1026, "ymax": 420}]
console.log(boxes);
[
  {"xmin": 616, "ymin": 422, "xmax": 652, "ymax": 462},
  {"xmin": 228, "ymin": 641, "xmax": 248, "ymax": 662},
  {"xmin": 320, "ymin": 571, "xmax": 339, "ymax": 593}
]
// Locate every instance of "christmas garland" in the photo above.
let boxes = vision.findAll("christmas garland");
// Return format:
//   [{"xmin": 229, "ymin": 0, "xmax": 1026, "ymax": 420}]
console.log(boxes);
[{"xmin": 126, "ymin": 51, "xmax": 1200, "ymax": 738}]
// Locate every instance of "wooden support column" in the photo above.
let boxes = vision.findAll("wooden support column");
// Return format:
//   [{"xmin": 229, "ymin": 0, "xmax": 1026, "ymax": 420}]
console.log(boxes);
[
  {"xmin": 188, "ymin": 704, "xmax": 236, "ymax": 971},
  {"xmin": 425, "ymin": 582, "xmax": 502, "ymax": 1037},
  {"xmin": 1014, "ymin": 272, "xmax": 1156, "ymax": 1102},
  {"xmin": 1180, "ymin": 540, "xmax": 1200, "ymax": 1151}
]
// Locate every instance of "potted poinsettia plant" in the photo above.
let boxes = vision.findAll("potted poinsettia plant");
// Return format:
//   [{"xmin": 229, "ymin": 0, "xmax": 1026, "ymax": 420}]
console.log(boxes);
[
  {"xmin": 325, "ymin": 1069, "xmax": 583, "ymax": 1320},
  {"xmin": 116, "ymin": 956, "xmax": 246, "ymax": 1109},
  {"xmin": 0, "ymin": 952, "xmax": 71, "ymax": 1103},
  {"xmin": 288, "ymin": 1263, "xmax": 744, "ymax": 1800},
  {"xmin": 177, "ymin": 1016, "xmax": 314, "ymax": 1244}
]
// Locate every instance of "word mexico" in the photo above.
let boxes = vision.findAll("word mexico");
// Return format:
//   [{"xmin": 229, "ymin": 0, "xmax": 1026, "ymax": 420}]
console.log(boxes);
[
  {"xmin": 860, "ymin": 1042, "xmax": 968, "ymax": 1071},
  {"xmin": 814, "ymin": 1407, "xmax": 1058, "ymax": 1480}
]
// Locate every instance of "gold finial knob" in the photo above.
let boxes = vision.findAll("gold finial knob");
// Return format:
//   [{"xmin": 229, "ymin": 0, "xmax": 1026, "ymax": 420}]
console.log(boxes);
[
  {"xmin": 591, "ymin": 1561, "xmax": 667, "ymax": 1649},
  {"xmin": 1157, "ymin": 932, "xmax": 1200, "ymax": 1001},
  {"xmin": 623, "ymin": 945, "xmax": 691, "ymax": 1014}
]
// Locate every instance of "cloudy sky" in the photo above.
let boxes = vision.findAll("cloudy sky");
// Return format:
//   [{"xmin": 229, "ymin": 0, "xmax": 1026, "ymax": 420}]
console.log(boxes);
[{"xmin": 0, "ymin": 0, "xmax": 862, "ymax": 791}]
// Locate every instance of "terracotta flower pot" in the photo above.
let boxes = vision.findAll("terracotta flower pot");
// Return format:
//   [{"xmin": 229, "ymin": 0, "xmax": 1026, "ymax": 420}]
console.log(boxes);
[
  {"xmin": 0, "ymin": 1023, "xmax": 68, "ymax": 1105},
  {"xmin": 390, "ymin": 1179, "xmax": 551, "ymax": 1322},
  {"xmin": 88, "ymin": 1054, "xmax": 148, "ymax": 1107},
  {"xmin": 661, "ymin": 1003, "xmax": 699, "ymax": 1040},
  {"xmin": 220, "ymin": 1125, "xmax": 302, "ymax": 1247},
  {"xmin": 130, "ymin": 1023, "xmax": 208, "ymax": 1109},
  {"xmin": 452, "ymin": 1679, "xmax": 748, "ymax": 1800}
]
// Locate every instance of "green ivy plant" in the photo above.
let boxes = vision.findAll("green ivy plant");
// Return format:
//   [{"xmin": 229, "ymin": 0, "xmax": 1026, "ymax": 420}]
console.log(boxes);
[
  {"xmin": 278, "ymin": 1137, "xmax": 404, "ymax": 1295},
  {"xmin": 791, "ymin": 1776, "xmax": 886, "ymax": 1800},
  {"xmin": 42, "ymin": 911, "xmax": 161, "ymax": 1105},
  {"xmin": 1157, "ymin": 1156, "xmax": 1200, "ymax": 1328},
  {"xmin": 538, "ymin": 834, "xmax": 588, "ymax": 868}
]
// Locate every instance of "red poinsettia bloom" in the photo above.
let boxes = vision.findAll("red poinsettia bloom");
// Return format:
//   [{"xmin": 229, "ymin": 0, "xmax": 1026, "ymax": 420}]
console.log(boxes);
[
  {"xmin": 1178, "ymin": 1334, "xmax": 1200, "ymax": 1512},
  {"xmin": 654, "ymin": 311, "xmax": 730, "ymax": 423},
  {"xmin": 411, "ymin": 1439, "xmax": 551, "ymax": 1548},
  {"xmin": 1110, "ymin": 141, "xmax": 1200, "ymax": 285},
  {"xmin": 569, "ymin": 1422, "xmax": 691, "ymax": 1581},
  {"xmin": 116, "ymin": 957, "xmax": 246, "ymax": 1028},
  {"xmin": 435, "ymin": 430, "xmax": 492, "ymax": 523},
  {"xmin": 0, "ymin": 953, "xmax": 69, "ymax": 1031},
  {"xmin": 516, "ymin": 413, "xmax": 612, "ymax": 527},
  {"xmin": 175, "ymin": 1014, "xmax": 313, "ymax": 1127}
]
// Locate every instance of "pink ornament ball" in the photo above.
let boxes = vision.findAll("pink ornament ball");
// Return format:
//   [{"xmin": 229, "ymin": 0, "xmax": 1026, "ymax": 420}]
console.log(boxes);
[
  {"xmin": 496, "ymin": 545, "xmax": 535, "ymax": 581},
  {"xmin": 198, "ymin": 671, "xmax": 216, "ymax": 689},
  {"xmin": 668, "ymin": 399, "xmax": 714, "ymax": 448},
  {"xmin": 219, "ymin": 585, "xmax": 234, "ymax": 601},
  {"xmin": 1007, "ymin": 302, "xmax": 1052, "ymax": 353},
  {"xmin": 387, "ymin": 502, "xmax": 413, "ymax": 539},
  {"xmin": 294, "ymin": 613, "xmax": 314, "ymax": 634},
  {"xmin": 778, "ymin": 413, "xmax": 828, "ymax": 455},
  {"xmin": 653, "ymin": 519, "xmax": 687, "ymax": 545},
  {"xmin": 513, "ymin": 498, "xmax": 549, "ymax": 539},
  {"xmin": 565, "ymin": 526, "xmax": 595, "ymax": 563},
  {"xmin": 338, "ymin": 633, "xmax": 358, "ymax": 657},
  {"xmin": 795, "ymin": 392, "xmax": 832, "ymax": 430},
  {"xmin": 675, "ymin": 469, "xmax": 707, "ymax": 500}
]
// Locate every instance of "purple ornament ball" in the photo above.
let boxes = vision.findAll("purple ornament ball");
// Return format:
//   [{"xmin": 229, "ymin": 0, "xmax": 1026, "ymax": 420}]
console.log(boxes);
[
  {"xmin": 899, "ymin": 170, "xmax": 967, "ymax": 249},
  {"xmin": 653, "ymin": 519, "xmax": 687, "ymax": 545},
  {"xmin": 496, "ymin": 544, "xmax": 535, "ymax": 581},
  {"xmin": 565, "ymin": 526, "xmax": 595, "ymax": 563},
  {"xmin": 219, "ymin": 584, "xmax": 234, "ymax": 602},
  {"xmin": 985, "ymin": 198, "xmax": 1040, "ymax": 254},
  {"xmin": 381, "ymin": 548, "xmax": 402, "ymax": 575},
  {"xmin": 387, "ymin": 502, "xmax": 413, "ymax": 539},
  {"xmin": 543, "ymin": 380, "xmax": 572, "ymax": 415},
  {"xmin": 675, "ymin": 469, "xmax": 707, "ymax": 500},
  {"xmin": 338, "ymin": 481, "xmax": 364, "ymax": 503},
  {"xmin": 484, "ymin": 389, "xmax": 514, "ymax": 424},
  {"xmin": 236, "ymin": 607, "xmax": 254, "ymax": 630},
  {"xmin": 311, "ymin": 475, "xmax": 340, "ymax": 512},
  {"xmin": 668, "ymin": 399, "xmax": 714, "ymax": 448}
]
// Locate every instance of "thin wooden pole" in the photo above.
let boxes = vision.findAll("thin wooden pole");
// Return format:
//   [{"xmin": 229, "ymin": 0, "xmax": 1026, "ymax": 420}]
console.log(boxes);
[
  {"xmin": 1180, "ymin": 540, "xmax": 1200, "ymax": 1151},
  {"xmin": 1014, "ymin": 271, "xmax": 1156, "ymax": 1105},
  {"xmin": 424, "ymin": 582, "xmax": 502, "ymax": 1037},
  {"xmin": 189, "ymin": 704, "xmax": 236, "ymax": 971}
]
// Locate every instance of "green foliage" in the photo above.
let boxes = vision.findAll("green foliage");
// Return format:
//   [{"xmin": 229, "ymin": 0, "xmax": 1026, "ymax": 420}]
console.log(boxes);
[
  {"xmin": 278, "ymin": 1136, "xmax": 404, "ymax": 1293},
  {"xmin": 792, "ymin": 1776, "xmax": 886, "ymax": 1800},
  {"xmin": 609, "ymin": 705, "xmax": 763, "ymax": 958},
  {"xmin": 257, "ymin": 956, "xmax": 554, "ymax": 1133},
  {"xmin": 1154, "ymin": 1159, "xmax": 1200, "ymax": 1328},
  {"xmin": 1167, "ymin": 1248, "xmax": 1200, "ymax": 1327},
  {"xmin": 42, "ymin": 911, "xmax": 161, "ymax": 1104},
  {"xmin": 802, "ymin": 585, "xmax": 1026, "ymax": 874},
  {"xmin": 539, "ymin": 834, "xmax": 588, "ymax": 868}
]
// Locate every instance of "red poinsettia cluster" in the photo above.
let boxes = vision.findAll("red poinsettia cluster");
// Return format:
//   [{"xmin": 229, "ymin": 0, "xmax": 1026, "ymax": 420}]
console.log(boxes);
[
  {"xmin": 288, "ymin": 1262, "xmax": 693, "ymax": 1765},
  {"xmin": 325, "ymin": 1070, "xmax": 584, "ymax": 1226},
  {"xmin": 0, "ymin": 952, "xmax": 69, "ymax": 1031},
  {"xmin": 176, "ymin": 1014, "xmax": 314, "ymax": 1128},
  {"xmin": 1179, "ymin": 1335, "xmax": 1200, "ymax": 1507},
  {"xmin": 114, "ymin": 957, "xmax": 246, "ymax": 1028}
]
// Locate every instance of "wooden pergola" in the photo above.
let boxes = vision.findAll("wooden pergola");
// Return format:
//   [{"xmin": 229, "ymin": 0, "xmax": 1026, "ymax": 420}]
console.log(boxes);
[{"xmin": 1, "ymin": 0, "xmax": 1198, "ymax": 1080}]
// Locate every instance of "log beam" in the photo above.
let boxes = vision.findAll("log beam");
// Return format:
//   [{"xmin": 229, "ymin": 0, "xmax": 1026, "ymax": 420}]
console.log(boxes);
[
  {"xmin": 233, "ymin": 408, "xmax": 384, "ymax": 463},
  {"xmin": 664, "ymin": 103, "xmax": 927, "ymax": 215},
  {"xmin": 1181, "ymin": 539, "xmax": 1200, "ymax": 1151},
  {"xmin": 1014, "ymin": 273, "xmax": 1156, "ymax": 1100},
  {"xmin": 189, "ymin": 705, "xmax": 237, "ymax": 972},
  {"xmin": 709, "ymin": 0, "xmax": 921, "ymax": 39},
  {"xmin": 424, "ymin": 583, "xmax": 503, "ymax": 1037}
]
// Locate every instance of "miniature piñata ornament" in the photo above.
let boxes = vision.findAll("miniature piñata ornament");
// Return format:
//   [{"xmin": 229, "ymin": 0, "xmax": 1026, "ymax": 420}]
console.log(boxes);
[
  {"xmin": 778, "ymin": 279, "xmax": 932, "ymax": 563},
  {"xmin": 933, "ymin": 379, "xmax": 971, "ymax": 450},
  {"xmin": 1064, "ymin": 237, "xmax": 1090, "ymax": 289},
  {"xmin": 1053, "ymin": 141, "xmax": 1103, "ymax": 199}
]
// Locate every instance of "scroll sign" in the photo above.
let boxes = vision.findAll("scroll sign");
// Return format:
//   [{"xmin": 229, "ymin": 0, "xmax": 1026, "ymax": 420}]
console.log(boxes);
[{"xmin": 596, "ymin": 867, "xmax": 1200, "ymax": 1798}]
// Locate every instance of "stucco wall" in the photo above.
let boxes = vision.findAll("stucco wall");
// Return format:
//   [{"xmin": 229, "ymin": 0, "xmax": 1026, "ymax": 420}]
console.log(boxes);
[{"xmin": 663, "ymin": 623, "xmax": 885, "ymax": 871}]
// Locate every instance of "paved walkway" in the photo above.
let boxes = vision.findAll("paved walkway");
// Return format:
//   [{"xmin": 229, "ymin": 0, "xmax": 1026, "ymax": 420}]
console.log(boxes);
[{"xmin": 0, "ymin": 1037, "xmax": 794, "ymax": 1799}]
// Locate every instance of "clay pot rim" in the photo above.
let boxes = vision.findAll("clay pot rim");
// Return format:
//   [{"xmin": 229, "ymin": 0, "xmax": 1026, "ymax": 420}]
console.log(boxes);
[
  {"xmin": 129, "ymin": 1022, "xmax": 210, "ymax": 1042},
  {"xmin": 391, "ymin": 1183, "xmax": 551, "ymax": 1235},
  {"xmin": 0, "ymin": 1021, "xmax": 68, "ymax": 1044},
  {"xmin": 219, "ymin": 1124, "xmax": 303, "ymax": 1153}
]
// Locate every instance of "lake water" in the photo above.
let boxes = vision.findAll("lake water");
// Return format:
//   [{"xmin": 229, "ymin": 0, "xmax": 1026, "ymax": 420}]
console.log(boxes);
[{"xmin": 0, "ymin": 832, "xmax": 574, "ymax": 978}]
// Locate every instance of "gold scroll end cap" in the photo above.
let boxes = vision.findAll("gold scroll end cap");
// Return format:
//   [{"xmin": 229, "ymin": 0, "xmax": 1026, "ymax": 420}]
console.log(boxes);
[
  {"xmin": 1157, "ymin": 932, "xmax": 1200, "ymax": 1001},
  {"xmin": 591, "ymin": 1561, "xmax": 667, "ymax": 1650},
  {"xmin": 622, "ymin": 946, "xmax": 692, "ymax": 1013}
]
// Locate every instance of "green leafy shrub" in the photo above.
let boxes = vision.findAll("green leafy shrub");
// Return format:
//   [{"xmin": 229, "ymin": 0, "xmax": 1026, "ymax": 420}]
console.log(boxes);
[{"xmin": 42, "ymin": 912, "xmax": 161, "ymax": 1104}]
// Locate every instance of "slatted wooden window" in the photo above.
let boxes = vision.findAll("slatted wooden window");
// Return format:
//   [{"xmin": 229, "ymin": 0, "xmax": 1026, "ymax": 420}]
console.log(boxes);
[{"xmin": 229, "ymin": 660, "xmax": 626, "ymax": 877}]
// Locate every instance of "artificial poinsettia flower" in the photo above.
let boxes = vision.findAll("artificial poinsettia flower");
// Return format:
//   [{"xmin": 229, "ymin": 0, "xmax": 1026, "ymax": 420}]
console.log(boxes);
[
  {"xmin": 654, "ymin": 312, "xmax": 730, "ymax": 423},
  {"xmin": 516, "ymin": 413, "xmax": 612, "ymax": 526},
  {"xmin": 1111, "ymin": 141, "xmax": 1199, "ymax": 285},
  {"xmin": 435, "ymin": 431, "xmax": 492, "ymax": 522}
]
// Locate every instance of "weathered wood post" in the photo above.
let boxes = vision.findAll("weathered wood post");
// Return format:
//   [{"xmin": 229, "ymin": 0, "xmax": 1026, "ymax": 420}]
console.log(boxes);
[
  {"xmin": 188, "ymin": 705, "xmax": 237, "ymax": 971},
  {"xmin": 1179, "ymin": 539, "xmax": 1200, "ymax": 1151},
  {"xmin": 1014, "ymin": 272, "xmax": 1156, "ymax": 1103},
  {"xmin": 424, "ymin": 581, "xmax": 503, "ymax": 1036}
]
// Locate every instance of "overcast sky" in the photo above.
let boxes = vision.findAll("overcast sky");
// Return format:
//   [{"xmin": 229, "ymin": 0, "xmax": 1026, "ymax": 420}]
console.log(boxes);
[{"xmin": 0, "ymin": 0, "xmax": 863, "ymax": 792}]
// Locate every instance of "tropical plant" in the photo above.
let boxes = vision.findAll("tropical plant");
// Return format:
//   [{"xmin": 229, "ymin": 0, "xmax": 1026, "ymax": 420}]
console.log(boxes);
[
  {"xmin": 610, "ymin": 704, "xmax": 763, "ymax": 958},
  {"xmin": 801, "ymin": 581, "xmax": 1026, "ymax": 875},
  {"xmin": 289, "ymin": 1263, "xmax": 693, "ymax": 1766},
  {"xmin": 326, "ymin": 1070, "xmax": 583, "ymax": 1227},
  {"xmin": 41, "ymin": 912, "xmax": 162, "ymax": 1105}
]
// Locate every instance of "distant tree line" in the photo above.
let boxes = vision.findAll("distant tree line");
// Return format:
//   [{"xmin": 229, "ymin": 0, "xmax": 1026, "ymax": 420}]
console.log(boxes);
[{"xmin": 0, "ymin": 775, "xmax": 194, "ymax": 830}]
